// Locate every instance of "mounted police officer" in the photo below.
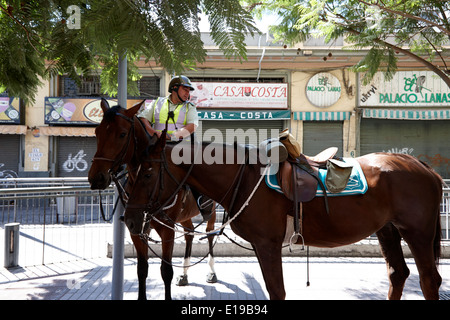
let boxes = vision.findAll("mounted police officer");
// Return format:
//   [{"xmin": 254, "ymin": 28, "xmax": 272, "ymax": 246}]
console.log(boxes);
[
  {"xmin": 137, "ymin": 75, "xmax": 198, "ymax": 141},
  {"xmin": 137, "ymin": 75, "xmax": 214, "ymax": 221}
]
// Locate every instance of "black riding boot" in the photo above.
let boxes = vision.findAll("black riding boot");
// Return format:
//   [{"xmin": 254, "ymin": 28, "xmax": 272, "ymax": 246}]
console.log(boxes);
[{"xmin": 190, "ymin": 188, "xmax": 214, "ymax": 222}]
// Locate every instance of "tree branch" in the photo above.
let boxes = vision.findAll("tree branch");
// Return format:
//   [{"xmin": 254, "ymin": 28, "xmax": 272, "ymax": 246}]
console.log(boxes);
[
  {"xmin": 318, "ymin": 6, "xmax": 450, "ymax": 87},
  {"xmin": 0, "ymin": 4, "xmax": 40, "ymax": 53},
  {"xmin": 356, "ymin": 0, "xmax": 450, "ymax": 37},
  {"xmin": 345, "ymin": 25, "xmax": 450, "ymax": 87}
]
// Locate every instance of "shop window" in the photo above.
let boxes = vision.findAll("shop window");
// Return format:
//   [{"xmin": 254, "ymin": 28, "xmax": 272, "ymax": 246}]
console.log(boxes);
[
  {"xmin": 59, "ymin": 75, "xmax": 103, "ymax": 97},
  {"xmin": 59, "ymin": 75, "xmax": 160, "ymax": 98},
  {"xmin": 137, "ymin": 76, "xmax": 160, "ymax": 98}
]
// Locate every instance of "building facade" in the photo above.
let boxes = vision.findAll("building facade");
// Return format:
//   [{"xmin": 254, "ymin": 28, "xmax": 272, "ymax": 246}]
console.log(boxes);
[{"xmin": 0, "ymin": 33, "xmax": 449, "ymax": 180}]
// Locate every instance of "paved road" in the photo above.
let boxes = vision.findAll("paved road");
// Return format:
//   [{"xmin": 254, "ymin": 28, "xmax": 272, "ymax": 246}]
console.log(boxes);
[{"xmin": 1, "ymin": 256, "xmax": 449, "ymax": 301}]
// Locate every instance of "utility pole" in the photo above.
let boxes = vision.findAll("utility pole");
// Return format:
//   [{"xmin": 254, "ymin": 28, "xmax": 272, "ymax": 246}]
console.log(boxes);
[{"xmin": 111, "ymin": 52, "xmax": 127, "ymax": 300}]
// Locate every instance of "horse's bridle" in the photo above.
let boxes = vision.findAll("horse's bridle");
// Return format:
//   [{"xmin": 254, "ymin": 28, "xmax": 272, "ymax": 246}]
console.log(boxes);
[
  {"xmin": 92, "ymin": 112, "xmax": 136, "ymax": 177},
  {"xmin": 91, "ymin": 111, "xmax": 138, "ymax": 217}
]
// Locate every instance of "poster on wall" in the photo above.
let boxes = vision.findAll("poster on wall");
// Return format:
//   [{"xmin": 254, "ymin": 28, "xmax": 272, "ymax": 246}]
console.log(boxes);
[
  {"xmin": 0, "ymin": 96, "xmax": 21, "ymax": 124},
  {"xmin": 44, "ymin": 97, "xmax": 152, "ymax": 125},
  {"xmin": 190, "ymin": 82, "xmax": 288, "ymax": 109}
]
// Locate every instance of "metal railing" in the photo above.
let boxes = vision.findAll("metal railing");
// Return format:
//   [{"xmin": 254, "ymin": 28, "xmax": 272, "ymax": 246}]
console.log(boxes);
[
  {"xmin": 0, "ymin": 177, "xmax": 115, "ymax": 225},
  {"xmin": 0, "ymin": 177, "xmax": 116, "ymax": 266}
]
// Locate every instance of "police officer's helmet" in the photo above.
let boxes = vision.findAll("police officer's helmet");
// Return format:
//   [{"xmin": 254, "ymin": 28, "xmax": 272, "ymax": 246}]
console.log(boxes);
[{"xmin": 168, "ymin": 75, "xmax": 194, "ymax": 93}]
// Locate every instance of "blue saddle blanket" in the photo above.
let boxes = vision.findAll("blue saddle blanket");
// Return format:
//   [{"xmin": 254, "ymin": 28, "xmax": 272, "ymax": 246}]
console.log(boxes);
[{"xmin": 265, "ymin": 158, "xmax": 368, "ymax": 197}]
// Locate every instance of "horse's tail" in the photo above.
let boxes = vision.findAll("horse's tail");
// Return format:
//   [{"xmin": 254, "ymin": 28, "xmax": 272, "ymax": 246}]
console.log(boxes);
[
  {"xmin": 420, "ymin": 160, "xmax": 443, "ymax": 265},
  {"xmin": 434, "ymin": 209, "xmax": 442, "ymax": 266},
  {"xmin": 433, "ymin": 172, "xmax": 442, "ymax": 266}
]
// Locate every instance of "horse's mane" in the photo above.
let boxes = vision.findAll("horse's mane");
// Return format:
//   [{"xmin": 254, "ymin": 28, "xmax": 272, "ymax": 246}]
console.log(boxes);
[{"xmin": 104, "ymin": 105, "xmax": 125, "ymax": 122}]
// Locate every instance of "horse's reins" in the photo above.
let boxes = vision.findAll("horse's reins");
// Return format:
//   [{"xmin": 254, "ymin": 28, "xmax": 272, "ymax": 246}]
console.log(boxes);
[
  {"xmin": 150, "ymin": 149, "xmax": 250, "ymax": 237},
  {"xmin": 92, "ymin": 112, "xmax": 136, "ymax": 221},
  {"xmin": 137, "ymin": 142, "xmax": 271, "ymax": 239},
  {"xmin": 128, "ymin": 137, "xmax": 200, "ymax": 234}
]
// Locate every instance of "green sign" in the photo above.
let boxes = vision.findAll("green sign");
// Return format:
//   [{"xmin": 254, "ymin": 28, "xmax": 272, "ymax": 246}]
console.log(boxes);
[
  {"xmin": 197, "ymin": 110, "xmax": 290, "ymax": 120},
  {"xmin": 360, "ymin": 71, "xmax": 450, "ymax": 107}
]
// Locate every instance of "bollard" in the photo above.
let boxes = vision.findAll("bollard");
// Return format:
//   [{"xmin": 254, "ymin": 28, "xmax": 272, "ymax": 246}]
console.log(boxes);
[{"xmin": 4, "ymin": 223, "xmax": 20, "ymax": 268}]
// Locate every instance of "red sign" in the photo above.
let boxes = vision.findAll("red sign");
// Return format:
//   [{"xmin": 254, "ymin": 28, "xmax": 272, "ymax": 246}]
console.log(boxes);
[{"xmin": 190, "ymin": 82, "xmax": 288, "ymax": 109}]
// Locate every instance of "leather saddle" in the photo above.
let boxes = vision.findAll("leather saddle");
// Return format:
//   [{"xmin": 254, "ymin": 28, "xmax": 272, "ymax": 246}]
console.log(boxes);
[{"xmin": 277, "ymin": 147, "xmax": 338, "ymax": 208}]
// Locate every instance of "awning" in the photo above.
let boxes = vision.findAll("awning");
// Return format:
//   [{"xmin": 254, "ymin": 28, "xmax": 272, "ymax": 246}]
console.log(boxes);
[
  {"xmin": 0, "ymin": 125, "xmax": 27, "ymax": 135},
  {"xmin": 293, "ymin": 111, "xmax": 351, "ymax": 121},
  {"xmin": 361, "ymin": 108, "xmax": 450, "ymax": 120},
  {"xmin": 39, "ymin": 126, "xmax": 96, "ymax": 137}
]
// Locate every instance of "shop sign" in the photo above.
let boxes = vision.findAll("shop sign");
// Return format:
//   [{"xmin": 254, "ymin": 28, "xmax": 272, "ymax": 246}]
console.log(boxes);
[
  {"xmin": 359, "ymin": 71, "xmax": 450, "ymax": 107},
  {"xmin": 44, "ymin": 96, "xmax": 290, "ymax": 125},
  {"xmin": 197, "ymin": 110, "xmax": 291, "ymax": 120},
  {"xmin": 0, "ymin": 96, "xmax": 21, "ymax": 124},
  {"xmin": 190, "ymin": 82, "xmax": 288, "ymax": 109},
  {"xmin": 44, "ymin": 97, "xmax": 152, "ymax": 125},
  {"xmin": 305, "ymin": 72, "xmax": 342, "ymax": 108}
]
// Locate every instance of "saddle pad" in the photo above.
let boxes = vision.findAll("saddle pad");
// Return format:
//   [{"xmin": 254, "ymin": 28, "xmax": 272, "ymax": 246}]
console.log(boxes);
[{"xmin": 265, "ymin": 158, "xmax": 368, "ymax": 197}]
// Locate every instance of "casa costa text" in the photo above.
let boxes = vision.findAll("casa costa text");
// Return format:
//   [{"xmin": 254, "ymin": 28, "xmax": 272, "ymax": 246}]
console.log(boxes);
[{"xmin": 212, "ymin": 85, "xmax": 287, "ymax": 98}]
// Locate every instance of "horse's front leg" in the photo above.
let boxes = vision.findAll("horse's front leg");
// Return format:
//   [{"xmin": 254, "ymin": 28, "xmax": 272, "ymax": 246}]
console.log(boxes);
[
  {"xmin": 131, "ymin": 234, "xmax": 149, "ymax": 300},
  {"xmin": 158, "ymin": 227, "xmax": 175, "ymax": 300},
  {"xmin": 252, "ymin": 240, "xmax": 285, "ymax": 300},
  {"xmin": 205, "ymin": 209, "xmax": 218, "ymax": 283}
]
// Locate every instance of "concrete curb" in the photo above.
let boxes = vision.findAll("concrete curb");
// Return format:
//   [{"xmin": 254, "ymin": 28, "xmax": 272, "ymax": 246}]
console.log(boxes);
[{"xmin": 108, "ymin": 239, "xmax": 450, "ymax": 259}]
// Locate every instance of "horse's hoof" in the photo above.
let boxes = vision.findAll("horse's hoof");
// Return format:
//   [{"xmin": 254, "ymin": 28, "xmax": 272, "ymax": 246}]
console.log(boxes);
[
  {"xmin": 206, "ymin": 272, "xmax": 217, "ymax": 283},
  {"xmin": 176, "ymin": 274, "xmax": 189, "ymax": 286}
]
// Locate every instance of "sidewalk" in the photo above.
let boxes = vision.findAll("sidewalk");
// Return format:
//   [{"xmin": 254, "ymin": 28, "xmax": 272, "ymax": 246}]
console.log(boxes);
[{"xmin": 0, "ymin": 256, "xmax": 449, "ymax": 300}]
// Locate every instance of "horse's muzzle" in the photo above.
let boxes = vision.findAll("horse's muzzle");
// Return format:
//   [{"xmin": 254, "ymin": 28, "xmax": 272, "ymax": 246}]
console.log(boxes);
[
  {"xmin": 88, "ymin": 172, "xmax": 111, "ymax": 190},
  {"xmin": 123, "ymin": 209, "xmax": 145, "ymax": 235}
]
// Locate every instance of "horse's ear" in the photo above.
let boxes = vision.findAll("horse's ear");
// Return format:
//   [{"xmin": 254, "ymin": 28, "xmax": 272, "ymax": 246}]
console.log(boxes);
[
  {"xmin": 133, "ymin": 116, "xmax": 159, "ymax": 161},
  {"xmin": 153, "ymin": 130, "xmax": 167, "ymax": 153},
  {"xmin": 127, "ymin": 99, "xmax": 145, "ymax": 117},
  {"xmin": 100, "ymin": 98, "xmax": 109, "ymax": 113}
]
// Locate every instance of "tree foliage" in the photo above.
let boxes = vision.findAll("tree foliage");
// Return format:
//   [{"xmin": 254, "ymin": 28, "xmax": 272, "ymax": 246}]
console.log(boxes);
[
  {"xmin": 244, "ymin": 0, "xmax": 450, "ymax": 87},
  {"xmin": 0, "ymin": 0, "xmax": 258, "ymax": 102}
]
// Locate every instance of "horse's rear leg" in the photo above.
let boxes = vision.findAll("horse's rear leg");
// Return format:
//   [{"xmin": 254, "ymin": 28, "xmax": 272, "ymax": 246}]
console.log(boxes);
[
  {"xmin": 398, "ymin": 227, "xmax": 442, "ymax": 300},
  {"xmin": 376, "ymin": 223, "xmax": 410, "ymax": 300},
  {"xmin": 131, "ymin": 234, "xmax": 149, "ymax": 300}
]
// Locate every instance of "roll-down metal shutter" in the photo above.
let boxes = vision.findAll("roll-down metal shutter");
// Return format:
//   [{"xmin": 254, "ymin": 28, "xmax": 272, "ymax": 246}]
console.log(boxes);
[
  {"xmin": 302, "ymin": 121, "xmax": 343, "ymax": 157},
  {"xmin": 360, "ymin": 119, "xmax": 450, "ymax": 179},
  {"xmin": 0, "ymin": 135, "xmax": 20, "ymax": 178},
  {"xmin": 56, "ymin": 136, "xmax": 97, "ymax": 177}
]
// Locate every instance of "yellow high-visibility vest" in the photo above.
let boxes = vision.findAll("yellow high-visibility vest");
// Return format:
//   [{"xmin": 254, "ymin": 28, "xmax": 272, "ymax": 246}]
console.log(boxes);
[{"xmin": 152, "ymin": 97, "xmax": 188, "ymax": 134}]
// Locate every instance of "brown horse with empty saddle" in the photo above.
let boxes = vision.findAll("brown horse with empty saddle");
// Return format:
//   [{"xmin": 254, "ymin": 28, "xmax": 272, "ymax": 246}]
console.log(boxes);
[
  {"xmin": 88, "ymin": 99, "xmax": 218, "ymax": 300},
  {"xmin": 124, "ymin": 119, "xmax": 443, "ymax": 300}
]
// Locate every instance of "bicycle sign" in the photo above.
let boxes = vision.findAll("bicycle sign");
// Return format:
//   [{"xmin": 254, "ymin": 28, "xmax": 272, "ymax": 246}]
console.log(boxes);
[{"xmin": 63, "ymin": 150, "xmax": 88, "ymax": 173}]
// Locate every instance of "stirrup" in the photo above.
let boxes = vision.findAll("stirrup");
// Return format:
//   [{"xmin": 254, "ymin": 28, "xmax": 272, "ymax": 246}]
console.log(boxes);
[{"xmin": 289, "ymin": 232, "xmax": 305, "ymax": 252}]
